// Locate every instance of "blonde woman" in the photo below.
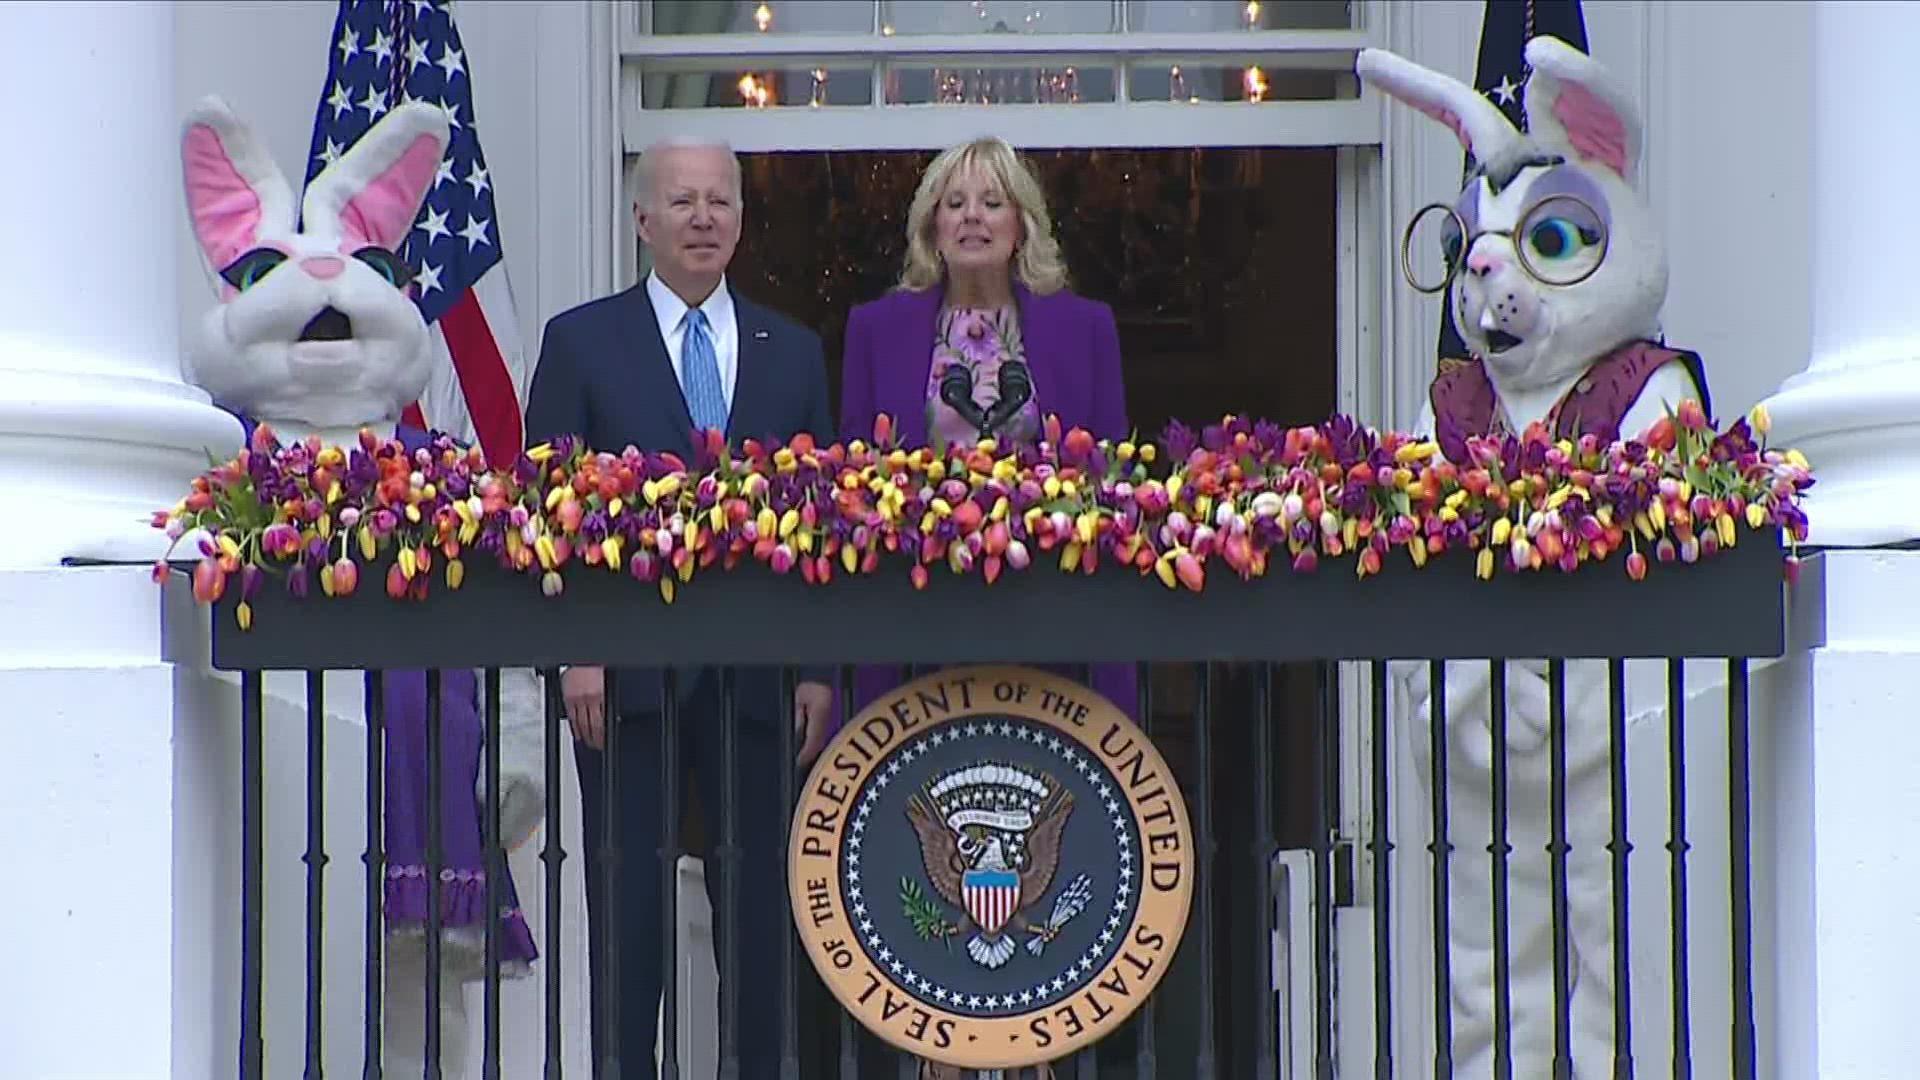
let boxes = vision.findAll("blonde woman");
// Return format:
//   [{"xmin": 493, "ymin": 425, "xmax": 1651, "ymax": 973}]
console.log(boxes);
[{"xmin": 838, "ymin": 135, "xmax": 1136, "ymax": 1079}]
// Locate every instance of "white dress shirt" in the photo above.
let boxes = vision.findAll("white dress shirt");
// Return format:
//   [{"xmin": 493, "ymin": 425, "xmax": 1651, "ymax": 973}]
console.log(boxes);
[{"xmin": 646, "ymin": 270, "xmax": 738, "ymax": 410}]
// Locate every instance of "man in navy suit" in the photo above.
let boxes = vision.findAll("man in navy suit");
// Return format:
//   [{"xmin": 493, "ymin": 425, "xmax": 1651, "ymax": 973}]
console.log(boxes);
[{"xmin": 524, "ymin": 135, "xmax": 836, "ymax": 1077}]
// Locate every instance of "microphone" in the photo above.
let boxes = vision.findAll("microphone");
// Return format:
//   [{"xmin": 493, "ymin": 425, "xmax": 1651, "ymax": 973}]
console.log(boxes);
[
  {"xmin": 939, "ymin": 364, "xmax": 990, "ymax": 434},
  {"xmin": 980, "ymin": 360, "xmax": 1034, "ymax": 437}
]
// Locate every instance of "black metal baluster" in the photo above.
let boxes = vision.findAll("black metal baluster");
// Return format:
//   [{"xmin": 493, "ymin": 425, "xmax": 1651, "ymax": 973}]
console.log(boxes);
[
  {"xmin": 241, "ymin": 670, "xmax": 264, "ymax": 1080},
  {"xmin": 482, "ymin": 668, "xmax": 503, "ymax": 1079},
  {"xmin": 655, "ymin": 669, "xmax": 678, "ymax": 1080},
  {"xmin": 719, "ymin": 667, "xmax": 742, "ymax": 1080},
  {"xmin": 1070, "ymin": 664, "xmax": 1100, "ymax": 1080},
  {"xmin": 1252, "ymin": 662, "xmax": 1278, "ymax": 1080},
  {"xmin": 305, "ymin": 671, "xmax": 328, "ymax": 1079},
  {"xmin": 1194, "ymin": 663, "xmax": 1218, "ymax": 1080},
  {"xmin": 1370, "ymin": 661, "xmax": 1394, "ymax": 1080},
  {"xmin": 1133, "ymin": 663, "xmax": 1157, "ymax": 1080},
  {"xmin": 1548, "ymin": 660, "xmax": 1573, "ymax": 1080},
  {"xmin": 1427, "ymin": 660, "xmax": 1453, "ymax": 1080},
  {"xmin": 779, "ymin": 667, "xmax": 802, "ymax": 1079},
  {"xmin": 1667, "ymin": 661, "xmax": 1693, "ymax": 1080},
  {"xmin": 1490, "ymin": 661, "xmax": 1514, "ymax": 1080},
  {"xmin": 1727, "ymin": 659, "xmax": 1755, "ymax": 1080},
  {"xmin": 833, "ymin": 666, "xmax": 857, "ymax": 1080},
  {"xmin": 605, "ymin": 671, "xmax": 628, "ymax": 1080},
  {"xmin": 364, "ymin": 672, "xmax": 386, "ymax": 1080},
  {"xmin": 1607, "ymin": 660, "xmax": 1634, "ymax": 1079},
  {"xmin": 1313, "ymin": 663, "xmax": 1337, "ymax": 1080},
  {"xmin": 539, "ymin": 670, "xmax": 566, "ymax": 1080},
  {"xmin": 425, "ymin": 670, "xmax": 444, "ymax": 1079},
  {"xmin": 897, "ymin": 664, "xmax": 922, "ymax": 1080}
]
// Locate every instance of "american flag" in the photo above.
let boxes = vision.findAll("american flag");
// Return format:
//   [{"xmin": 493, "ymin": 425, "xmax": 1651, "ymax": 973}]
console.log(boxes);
[
  {"xmin": 303, "ymin": 0, "xmax": 528, "ymax": 464},
  {"xmin": 1436, "ymin": 0, "xmax": 1590, "ymax": 366}
]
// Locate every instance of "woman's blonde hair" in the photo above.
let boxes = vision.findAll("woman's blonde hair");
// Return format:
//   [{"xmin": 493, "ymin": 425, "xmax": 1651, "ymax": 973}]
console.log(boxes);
[{"xmin": 898, "ymin": 136, "xmax": 1069, "ymax": 295}]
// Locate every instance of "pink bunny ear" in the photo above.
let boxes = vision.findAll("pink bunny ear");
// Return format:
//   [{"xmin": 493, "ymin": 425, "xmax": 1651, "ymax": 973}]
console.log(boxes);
[
  {"xmin": 300, "ymin": 101, "xmax": 450, "ymax": 253},
  {"xmin": 1357, "ymin": 47, "xmax": 1520, "ymax": 166},
  {"xmin": 1522, "ymin": 36, "xmax": 1643, "ymax": 181},
  {"xmin": 180, "ymin": 96, "xmax": 296, "ymax": 272}
]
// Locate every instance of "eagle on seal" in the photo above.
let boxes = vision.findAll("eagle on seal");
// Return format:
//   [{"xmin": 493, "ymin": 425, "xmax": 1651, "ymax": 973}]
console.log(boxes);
[{"xmin": 905, "ymin": 785, "xmax": 1075, "ymax": 969}]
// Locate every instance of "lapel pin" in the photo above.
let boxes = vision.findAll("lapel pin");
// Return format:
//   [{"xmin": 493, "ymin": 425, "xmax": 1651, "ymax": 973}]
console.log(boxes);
[{"xmin": 753, "ymin": 329, "xmax": 770, "ymax": 340}]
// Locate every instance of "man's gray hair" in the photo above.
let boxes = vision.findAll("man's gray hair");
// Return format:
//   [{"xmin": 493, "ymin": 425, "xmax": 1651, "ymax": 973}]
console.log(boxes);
[{"xmin": 625, "ymin": 136, "xmax": 744, "ymax": 213}]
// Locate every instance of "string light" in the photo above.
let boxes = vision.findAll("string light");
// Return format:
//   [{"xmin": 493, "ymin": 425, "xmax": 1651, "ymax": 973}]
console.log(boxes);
[
  {"xmin": 754, "ymin": 2, "xmax": 772, "ymax": 32},
  {"xmin": 810, "ymin": 68, "xmax": 827, "ymax": 108},
  {"xmin": 738, "ymin": 72, "xmax": 773, "ymax": 107},
  {"xmin": 1243, "ymin": 66, "xmax": 1268, "ymax": 103},
  {"xmin": 1244, "ymin": 1, "xmax": 1262, "ymax": 28}
]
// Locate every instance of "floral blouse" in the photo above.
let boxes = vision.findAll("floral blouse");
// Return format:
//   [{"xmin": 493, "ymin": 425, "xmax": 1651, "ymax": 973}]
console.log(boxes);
[{"xmin": 924, "ymin": 305, "xmax": 1043, "ymax": 451}]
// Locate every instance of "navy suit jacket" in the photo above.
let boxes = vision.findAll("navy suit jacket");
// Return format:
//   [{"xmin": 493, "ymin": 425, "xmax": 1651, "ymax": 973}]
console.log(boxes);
[{"xmin": 523, "ymin": 281, "xmax": 833, "ymax": 719}]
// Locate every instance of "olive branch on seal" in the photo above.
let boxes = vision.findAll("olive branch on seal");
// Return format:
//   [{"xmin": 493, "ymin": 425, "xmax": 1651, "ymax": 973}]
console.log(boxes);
[{"xmin": 899, "ymin": 876, "xmax": 959, "ymax": 946}]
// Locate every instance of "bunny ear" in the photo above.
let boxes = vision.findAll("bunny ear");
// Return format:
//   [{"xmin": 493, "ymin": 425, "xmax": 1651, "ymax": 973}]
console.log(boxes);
[
  {"xmin": 1522, "ymin": 36, "xmax": 1642, "ymax": 182},
  {"xmin": 180, "ymin": 95, "xmax": 297, "ymax": 273},
  {"xmin": 1356, "ymin": 47, "xmax": 1520, "ymax": 165},
  {"xmin": 301, "ymin": 100, "xmax": 450, "ymax": 253}
]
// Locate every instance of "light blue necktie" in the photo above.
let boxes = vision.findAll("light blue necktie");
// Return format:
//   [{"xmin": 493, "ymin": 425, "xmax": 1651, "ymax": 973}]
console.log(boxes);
[{"xmin": 681, "ymin": 307, "xmax": 729, "ymax": 434}]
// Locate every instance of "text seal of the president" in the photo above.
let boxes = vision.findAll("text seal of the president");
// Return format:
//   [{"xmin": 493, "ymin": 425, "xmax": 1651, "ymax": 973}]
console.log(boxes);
[{"xmin": 788, "ymin": 665, "xmax": 1194, "ymax": 1069}]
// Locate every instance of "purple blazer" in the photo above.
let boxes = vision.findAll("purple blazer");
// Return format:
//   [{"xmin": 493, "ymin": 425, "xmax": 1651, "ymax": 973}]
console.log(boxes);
[{"xmin": 838, "ymin": 281, "xmax": 1140, "ymax": 721}]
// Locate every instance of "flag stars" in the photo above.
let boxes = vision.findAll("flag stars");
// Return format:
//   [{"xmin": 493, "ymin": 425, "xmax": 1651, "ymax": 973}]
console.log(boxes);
[
  {"xmin": 433, "ymin": 155, "xmax": 457, "ymax": 190},
  {"xmin": 337, "ymin": 26, "xmax": 360, "ymax": 65},
  {"xmin": 370, "ymin": 27, "xmax": 394, "ymax": 64},
  {"xmin": 437, "ymin": 45, "xmax": 466, "ymax": 82},
  {"xmin": 1489, "ymin": 72, "xmax": 1523, "ymax": 106},
  {"xmin": 419, "ymin": 207, "xmax": 451, "ymax": 242},
  {"xmin": 405, "ymin": 37, "xmax": 432, "ymax": 72},
  {"xmin": 416, "ymin": 263, "xmax": 443, "ymax": 295},
  {"xmin": 316, "ymin": 137, "xmax": 344, "ymax": 166},
  {"xmin": 358, "ymin": 85, "xmax": 390, "ymax": 120},
  {"xmin": 327, "ymin": 82, "xmax": 354, "ymax": 119},
  {"xmin": 458, "ymin": 214, "xmax": 493, "ymax": 252}
]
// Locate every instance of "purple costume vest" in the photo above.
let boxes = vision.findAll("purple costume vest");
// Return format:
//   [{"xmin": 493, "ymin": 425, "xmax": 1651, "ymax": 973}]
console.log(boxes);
[{"xmin": 1429, "ymin": 340, "xmax": 1711, "ymax": 463}]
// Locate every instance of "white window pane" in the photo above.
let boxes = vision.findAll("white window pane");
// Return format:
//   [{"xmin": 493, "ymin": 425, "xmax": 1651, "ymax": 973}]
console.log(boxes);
[
  {"xmin": 1127, "ymin": 0, "xmax": 1353, "ymax": 32},
  {"xmin": 881, "ymin": 1, "xmax": 1118, "ymax": 35},
  {"xmin": 649, "ymin": 0, "xmax": 874, "ymax": 34}
]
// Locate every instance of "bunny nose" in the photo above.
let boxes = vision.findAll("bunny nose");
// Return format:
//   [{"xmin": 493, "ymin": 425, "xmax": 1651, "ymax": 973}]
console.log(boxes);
[
  {"xmin": 301, "ymin": 255, "xmax": 346, "ymax": 280},
  {"xmin": 1466, "ymin": 250, "xmax": 1503, "ymax": 276}
]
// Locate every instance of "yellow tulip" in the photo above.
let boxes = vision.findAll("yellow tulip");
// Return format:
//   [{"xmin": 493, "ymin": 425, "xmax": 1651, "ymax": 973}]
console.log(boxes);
[
  {"xmin": 796, "ymin": 530, "xmax": 814, "ymax": 554},
  {"xmin": 236, "ymin": 602, "xmax": 252, "ymax": 631},
  {"xmin": 1746, "ymin": 503, "xmax": 1768, "ymax": 530},
  {"xmin": 1477, "ymin": 546, "xmax": 1495, "ymax": 580},
  {"xmin": 1043, "ymin": 476, "xmax": 1061, "ymax": 499},
  {"xmin": 1492, "ymin": 517, "xmax": 1512, "ymax": 546},
  {"xmin": 1409, "ymin": 538, "xmax": 1427, "ymax": 567},
  {"xmin": 526, "ymin": 443, "xmax": 554, "ymax": 464},
  {"xmin": 1076, "ymin": 514, "xmax": 1096, "ymax": 545},
  {"xmin": 1786, "ymin": 449, "xmax": 1808, "ymax": 469},
  {"xmin": 991, "ymin": 496, "xmax": 1010, "ymax": 522},
  {"xmin": 1061, "ymin": 542, "xmax": 1082, "ymax": 572},
  {"xmin": 358, "ymin": 526, "xmax": 377, "ymax": 560},
  {"xmin": 1649, "ymin": 500, "xmax": 1666, "ymax": 532},
  {"xmin": 709, "ymin": 504, "xmax": 726, "ymax": 532},
  {"xmin": 779, "ymin": 507, "xmax": 800, "ymax": 538},
  {"xmin": 320, "ymin": 563, "xmax": 336, "ymax": 596},
  {"xmin": 1717, "ymin": 513, "xmax": 1738, "ymax": 547},
  {"xmin": 932, "ymin": 498, "xmax": 953, "ymax": 518},
  {"xmin": 603, "ymin": 537, "xmax": 623, "ymax": 568},
  {"xmin": 399, "ymin": 546, "xmax": 417, "ymax": 579},
  {"xmin": 757, "ymin": 507, "xmax": 778, "ymax": 537},
  {"xmin": 318, "ymin": 516, "xmax": 333, "ymax": 540},
  {"xmin": 660, "ymin": 576, "xmax": 676, "ymax": 604},
  {"xmin": 447, "ymin": 559, "xmax": 465, "ymax": 589},
  {"xmin": 842, "ymin": 543, "xmax": 859, "ymax": 574},
  {"xmin": 677, "ymin": 553, "xmax": 695, "ymax": 581},
  {"xmin": 1154, "ymin": 556, "xmax": 1177, "ymax": 589}
]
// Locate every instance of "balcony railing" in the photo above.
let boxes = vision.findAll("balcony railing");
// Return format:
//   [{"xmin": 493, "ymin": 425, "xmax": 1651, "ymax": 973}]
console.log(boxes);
[{"xmin": 203, "ymin": 529, "xmax": 1784, "ymax": 1078}]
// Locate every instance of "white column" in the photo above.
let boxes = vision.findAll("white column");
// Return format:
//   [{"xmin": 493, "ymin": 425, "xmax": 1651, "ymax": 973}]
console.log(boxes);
[
  {"xmin": 1760, "ymin": 0, "xmax": 1920, "ymax": 546},
  {"xmin": 0, "ymin": 1, "xmax": 242, "ymax": 568}
]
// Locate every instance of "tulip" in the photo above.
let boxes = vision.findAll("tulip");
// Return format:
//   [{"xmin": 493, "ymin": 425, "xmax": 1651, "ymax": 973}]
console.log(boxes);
[
  {"xmin": 1476, "ymin": 546, "xmax": 1495, "ymax": 580},
  {"xmin": 192, "ymin": 558, "xmax": 225, "ymax": 603},
  {"xmin": 1626, "ymin": 551, "xmax": 1647, "ymax": 581},
  {"xmin": 1292, "ymin": 548, "xmax": 1318, "ymax": 574},
  {"xmin": 909, "ymin": 563, "xmax": 930, "ymax": 590},
  {"xmin": 770, "ymin": 544, "xmax": 796, "ymax": 575},
  {"xmin": 1006, "ymin": 539, "xmax": 1031, "ymax": 571}
]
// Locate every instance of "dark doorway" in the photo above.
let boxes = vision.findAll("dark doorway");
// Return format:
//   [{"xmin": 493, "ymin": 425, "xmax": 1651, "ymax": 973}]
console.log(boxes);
[{"xmin": 710, "ymin": 147, "xmax": 1342, "ymax": 1076}]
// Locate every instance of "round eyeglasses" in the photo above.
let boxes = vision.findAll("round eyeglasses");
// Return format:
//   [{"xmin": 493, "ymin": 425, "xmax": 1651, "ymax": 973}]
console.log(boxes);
[{"xmin": 1399, "ymin": 194, "xmax": 1611, "ymax": 294}]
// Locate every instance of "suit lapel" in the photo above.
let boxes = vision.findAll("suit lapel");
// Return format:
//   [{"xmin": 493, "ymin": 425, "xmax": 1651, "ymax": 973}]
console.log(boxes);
[
  {"xmin": 627, "ymin": 284, "xmax": 697, "ymax": 457},
  {"xmin": 729, "ymin": 292, "xmax": 780, "ymax": 445},
  {"xmin": 1012, "ymin": 285, "xmax": 1059, "ymax": 418}
]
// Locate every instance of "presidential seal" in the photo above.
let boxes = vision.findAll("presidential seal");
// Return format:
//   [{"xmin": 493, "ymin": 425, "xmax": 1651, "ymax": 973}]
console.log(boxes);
[{"xmin": 789, "ymin": 665, "xmax": 1194, "ymax": 1069}]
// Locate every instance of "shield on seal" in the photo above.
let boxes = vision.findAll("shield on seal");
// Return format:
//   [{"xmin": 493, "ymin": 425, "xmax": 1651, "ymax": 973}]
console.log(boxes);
[{"xmin": 962, "ymin": 868, "xmax": 1020, "ymax": 935}]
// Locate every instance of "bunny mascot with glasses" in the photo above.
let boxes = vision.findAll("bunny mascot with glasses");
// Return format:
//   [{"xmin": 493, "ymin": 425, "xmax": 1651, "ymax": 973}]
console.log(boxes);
[
  {"xmin": 1359, "ymin": 36, "xmax": 1712, "ymax": 1077},
  {"xmin": 178, "ymin": 95, "xmax": 544, "ymax": 1078}
]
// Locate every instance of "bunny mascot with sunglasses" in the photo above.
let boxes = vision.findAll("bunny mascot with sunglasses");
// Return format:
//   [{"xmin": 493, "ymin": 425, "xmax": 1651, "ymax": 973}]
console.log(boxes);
[
  {"xmin": 178, "ymin": 96, "xmax": 544, "ymax": 1078},
  {"xmin": 1359, "ymin": 37, "xmax": 1712, "ymax": 1077}
]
